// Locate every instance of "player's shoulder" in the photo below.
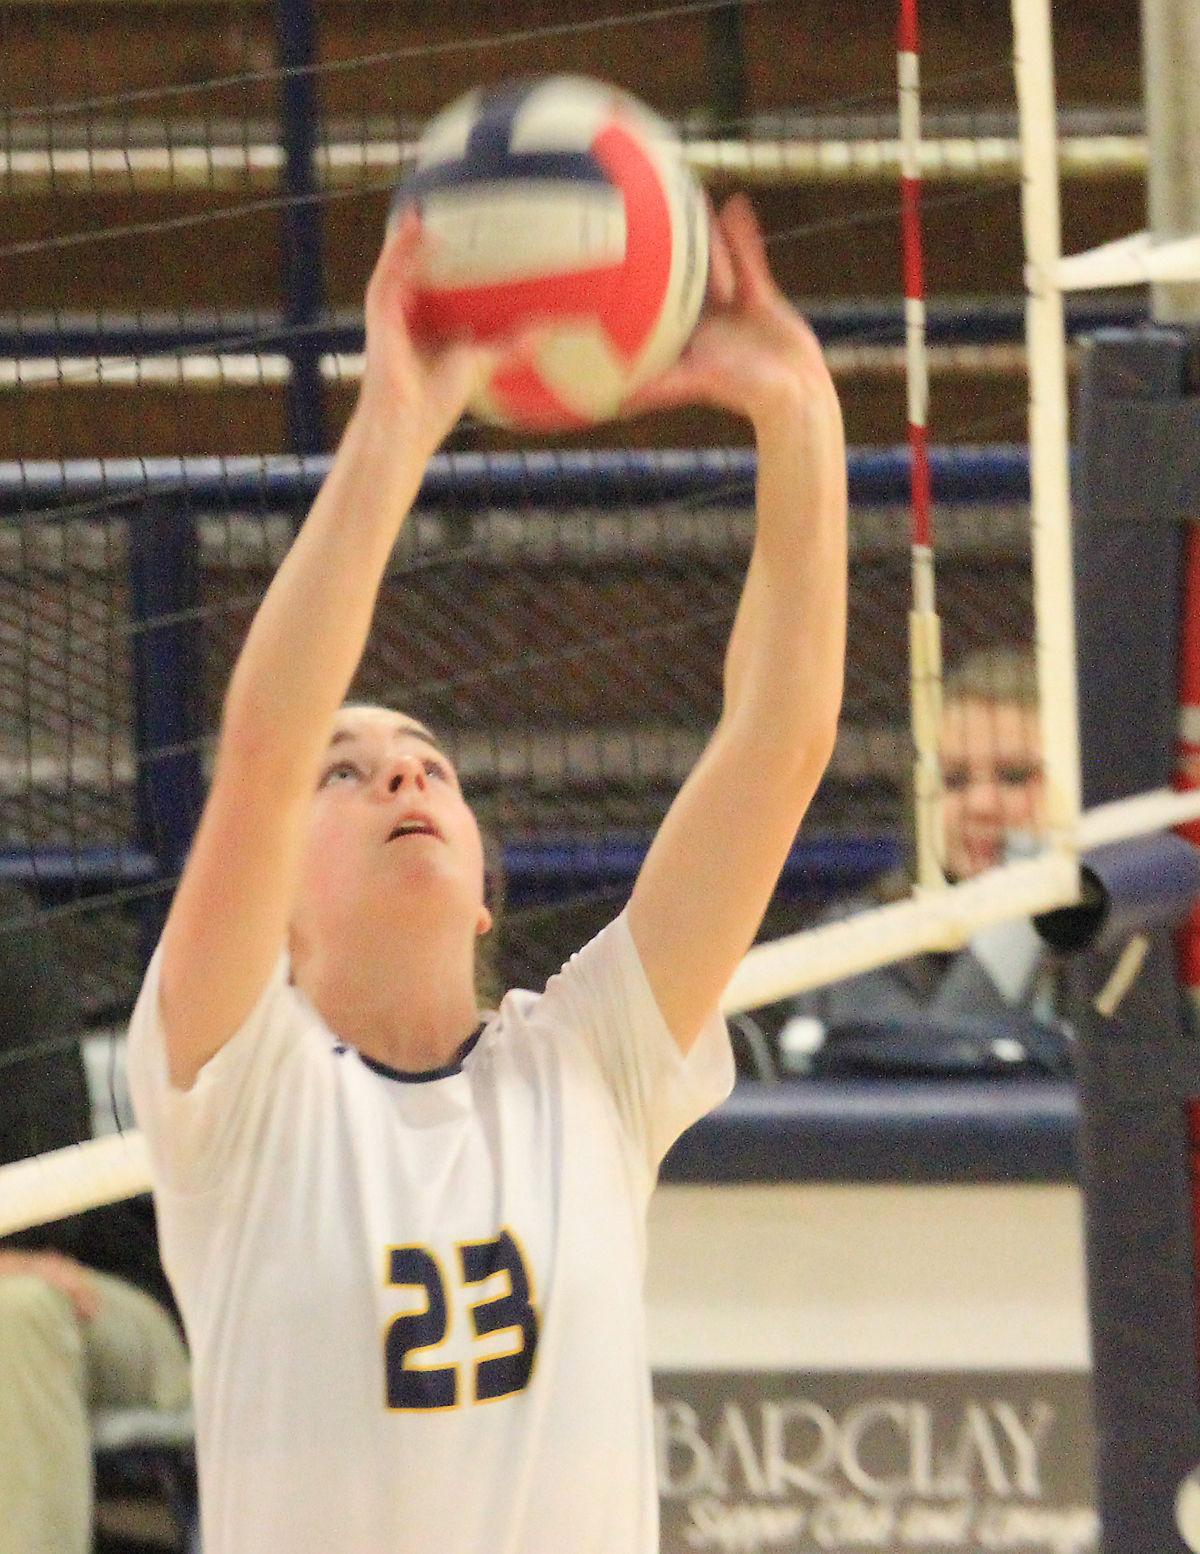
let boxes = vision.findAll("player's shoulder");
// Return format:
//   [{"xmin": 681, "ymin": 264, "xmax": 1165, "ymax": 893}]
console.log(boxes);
[
  {"xmin": 486, "ymin": 983, "xmax": 564, "ymax": 1056},
  {"xmin": 128, "ymin": 937, "xmax": 320, "ymax": 1100},
  {"xmin": 491, "ymin": 919, "xmax": 630, "ymax": 1036},
  {"xmin": 484, "ymin": 958, "xmax": 601, "ymax": 1071}
]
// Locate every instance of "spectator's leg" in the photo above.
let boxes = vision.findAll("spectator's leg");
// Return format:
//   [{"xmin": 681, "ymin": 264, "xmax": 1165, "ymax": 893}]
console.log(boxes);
[
  {"xmin": 0, "ymin": 1274, "xmax": 91, "ymax": 1554},
  {"xmin": 85, "ymin": 1274, "xmax": 193, "ymax": 1550},
  {"xmin": 84, "ymin": 1272, "xmax": 189, "ymax": 1415}
]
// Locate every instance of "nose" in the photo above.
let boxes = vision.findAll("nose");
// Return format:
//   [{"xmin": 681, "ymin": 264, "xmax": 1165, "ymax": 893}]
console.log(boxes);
[
  {"xmin": 961, "ymin": 771, "xmax": 1000, "ymax": 815},
  {"xmin": 382, "ymin": 752, "xmax": 427, "ymax": 795}
]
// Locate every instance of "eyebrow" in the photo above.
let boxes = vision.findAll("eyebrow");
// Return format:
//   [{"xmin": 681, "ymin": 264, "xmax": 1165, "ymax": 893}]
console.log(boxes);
[{"xmin": 327, "ymin": 725, "xmax": 447, "ymax": 759}]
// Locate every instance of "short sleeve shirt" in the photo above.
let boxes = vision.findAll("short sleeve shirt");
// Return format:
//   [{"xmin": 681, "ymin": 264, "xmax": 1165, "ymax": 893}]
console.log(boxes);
[{"xmin": 127, "ymin": 911, "xmax": 733, "ymax": 1554}]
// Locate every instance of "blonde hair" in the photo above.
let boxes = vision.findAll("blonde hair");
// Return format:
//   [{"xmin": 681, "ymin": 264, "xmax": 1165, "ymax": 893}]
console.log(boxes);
[{"xmin": 943, "ymin": 646, "xmax": 1038, "ymax": 709}]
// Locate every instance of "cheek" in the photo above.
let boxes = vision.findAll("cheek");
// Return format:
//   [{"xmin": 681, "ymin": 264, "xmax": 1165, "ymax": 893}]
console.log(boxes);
[
  {"xmin": 941, "ymin": 793, "xmax": 965, "ymax": 835},
  {"xmin": 1011, "ymin": 780, "xmax": 1045, "ymax": 825},
  {"xmin": 995, "ymin": 778, "xmax": 1039, "ymax": 824},
  {"xmin": 450, "ymin": 807, "xmax": 487, "ymax": 889},
  {"xmin": 299, "ymin": 807, "xmax": 363, "ymax": 904}
]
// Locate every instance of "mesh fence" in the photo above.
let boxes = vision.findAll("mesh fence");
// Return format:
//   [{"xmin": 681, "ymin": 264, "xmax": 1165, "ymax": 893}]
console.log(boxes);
[
  {"xmin": 0, "ymin": 0, "xmax": 1145, "ymax": 1037},
  {"xmin": 0, "ymin": 477, "xmax": 1040, "ymax": 1021}
]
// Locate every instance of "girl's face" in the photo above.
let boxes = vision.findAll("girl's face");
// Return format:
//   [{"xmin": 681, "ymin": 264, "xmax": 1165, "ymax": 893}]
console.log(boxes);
[
  {"xmin": 939, "ymin": 696, "xmax": 1044, "ymax": 881},
  {"xmin": 292, "ymin": 706, "xmax": 491, "ymax": 955}
]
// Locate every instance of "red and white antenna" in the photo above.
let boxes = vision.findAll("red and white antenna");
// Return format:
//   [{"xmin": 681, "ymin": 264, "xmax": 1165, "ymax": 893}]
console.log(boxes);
[
  {"xmin": 1176, "ymin": 525, "xmax": 1200, "ymax": 1008},
  {"xmin": 899, "ymin": 0, "xmax": 945, "ymax": 887}
]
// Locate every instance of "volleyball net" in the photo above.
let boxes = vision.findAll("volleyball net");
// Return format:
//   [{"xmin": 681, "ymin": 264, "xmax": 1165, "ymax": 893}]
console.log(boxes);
[{"xmin": 0, "ymin": 0, "xmax": 1191, "ymax": 1253}]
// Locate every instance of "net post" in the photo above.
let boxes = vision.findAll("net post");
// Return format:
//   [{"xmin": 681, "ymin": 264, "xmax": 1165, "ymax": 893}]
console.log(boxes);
[
  {"xmin": 128, "ymin": 497, "xmax": 205, "ymax": 953},
  {"xmin": 897, "ymin": 0, "xmax": 946, "ymax": 890},
  {"xmin": 1141, "ymin": 0, "xmax": 1200, "ymax": 322},
  {"xmin": 703, "ymin": 1, "xmax": 747, "ymax": 129},
  {"xmin": 1009, "ymin": 0, "xmax": 1083, "ymax": 868},
  {"xmin": 274, "ymin": 0, "xmax": 328, "ymax": 456},
  {"xmin": 1068, "ymin": 328, "xmax": 1200, "ymax": 1551}
]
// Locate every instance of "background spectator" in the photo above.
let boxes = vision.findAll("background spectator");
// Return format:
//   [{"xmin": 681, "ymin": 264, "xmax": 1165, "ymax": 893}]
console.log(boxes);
[
  {"xmin": 778, "ymin": 648, "xmax": 1071, "ymax": 1078},
  {"xmin": 0, "ymin": 880, "xmax": 189, "ymax": 1554}
]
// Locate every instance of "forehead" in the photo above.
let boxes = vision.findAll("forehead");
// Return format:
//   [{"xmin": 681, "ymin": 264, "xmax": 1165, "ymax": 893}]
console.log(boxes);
[
  {"xmin": 941, "ymin": 696, "xmax": 1041, "ymax": 751},
  {"xmin": 328, "ymin": 708, "xmax": 440, "ymax": 750}
]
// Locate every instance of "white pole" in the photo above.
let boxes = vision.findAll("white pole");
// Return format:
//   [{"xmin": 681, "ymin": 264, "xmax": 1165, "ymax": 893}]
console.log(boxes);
[
  {"xmin": 1141, "ymin": 0, "xmax": 1200, "ymax": 321},
  {"xmin": 1010, "ymin": 0, "xmax": 1083, "ymax": 893},
  {"xmin": 724, "ymin": 851, "xmax": 1079, "ymax": 1012},
  {"xmin": 0, "ymin": 1133, "xmax": 152, "ymax": 1238}
]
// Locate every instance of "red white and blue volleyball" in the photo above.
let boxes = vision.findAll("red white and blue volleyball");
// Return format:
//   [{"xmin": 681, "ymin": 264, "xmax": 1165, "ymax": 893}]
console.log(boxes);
[{"xmin": 392, "ymin": 76, "xmax": 710, "ymax": 431}]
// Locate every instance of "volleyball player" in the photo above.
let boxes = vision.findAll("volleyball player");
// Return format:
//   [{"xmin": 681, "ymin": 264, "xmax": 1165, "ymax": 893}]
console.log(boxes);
[
  {"xmin": 125, "ymin": 193, "xmax": 847, "ymax": 1553},
  {"xmin": 780, "ymin": 647, "xmax": 1066, "ymax": 1076}
]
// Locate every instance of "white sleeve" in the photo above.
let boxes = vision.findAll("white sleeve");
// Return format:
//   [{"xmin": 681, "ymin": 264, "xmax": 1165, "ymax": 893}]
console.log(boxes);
[
  {"xmin": 539, "ymin": 910, "xmax": 735, "ymax": 1179},
  {"xmin": 125, "ymin": 942, "xmax": 303, "ymax": 1195}
]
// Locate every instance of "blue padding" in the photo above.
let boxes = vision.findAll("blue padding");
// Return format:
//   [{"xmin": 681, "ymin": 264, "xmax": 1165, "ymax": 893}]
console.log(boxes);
[
  {"xmin": 0, "ymin": 445, "xmax": 1031, "ymax": 516},
  {"xmin": 0, "ymin": 316, "xmax": 365, "ymax": 358},
  {"xmin": 661, "ymin": 1078, "xmax": 1079, "ymax": 1185},
  {"xmin": 0, "ymin": 834, "xmax": 901, "ymax": 907},
  {"xmin": 1036, "ymin": 833, "xmax": 1200, "ymax": 952},
  {"xmin": 795, "ymin": 296, "xmax": 1144, "ymax": 347},
  {"xmin": 0, "ymin": 847, "xmax": 158, "ymax": 887},
  {"xmin": 503, "ymin": 833, "xmax": 900, "ymax": 905},
  {"xmin": 0, "ymin": 297, "xmax": 1144, "ymax": 358}
]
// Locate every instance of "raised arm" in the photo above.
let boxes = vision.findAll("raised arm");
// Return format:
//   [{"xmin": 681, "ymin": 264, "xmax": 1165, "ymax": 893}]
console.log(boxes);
[
  {"xmin": 158, "ymin": 216, "xmax": 503, "ymax": 1088},
  {"xmin": 626, "ymin": 195, "xmax": 848, "ymax": 1051}
]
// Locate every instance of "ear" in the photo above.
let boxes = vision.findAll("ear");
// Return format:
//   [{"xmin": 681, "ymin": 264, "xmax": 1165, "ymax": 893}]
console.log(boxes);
[{"xmin": 476, "ymin": 904, "xmax": 494, "ymax": 938}]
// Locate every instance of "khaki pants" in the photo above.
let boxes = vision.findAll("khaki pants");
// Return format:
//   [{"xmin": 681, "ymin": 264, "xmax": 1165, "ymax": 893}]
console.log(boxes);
[{"xmin": 0, "ymin": 1269, "xmax": 190, "ymax": 1554}]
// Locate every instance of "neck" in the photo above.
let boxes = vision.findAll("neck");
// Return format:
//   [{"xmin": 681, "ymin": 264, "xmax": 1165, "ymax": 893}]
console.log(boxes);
[{"xmin": 294, "ymin": 914, "xmax": 481, "ymax": 1073}]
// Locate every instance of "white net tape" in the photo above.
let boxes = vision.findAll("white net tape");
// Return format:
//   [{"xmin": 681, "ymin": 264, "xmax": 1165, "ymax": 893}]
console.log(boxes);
[{"xmin": 0, "ymin": 0, "xmax": 1173, "ymax": 1239}]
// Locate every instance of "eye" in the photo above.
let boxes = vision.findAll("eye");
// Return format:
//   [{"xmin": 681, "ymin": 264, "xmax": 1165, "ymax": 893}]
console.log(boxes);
[
  {"xmin": 423, "ymin": 757, "xmax": 451, "ymax": 782},
  {"xmin": 997, "ymin": 762, "xmax": 1042, "ymax": 787},
  {"xmin": 941, "ymin": 765, "xmax": 970, "ymax": 792},
  {"xmin": 319, "ymin": 759, "xmax": 364, "ymax": 789}
]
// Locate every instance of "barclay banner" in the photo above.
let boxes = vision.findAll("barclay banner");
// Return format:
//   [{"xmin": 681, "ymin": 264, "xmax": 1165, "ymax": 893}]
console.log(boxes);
[{"xmin": 653, "ymin": 1370, "xmax": 1097, "ymax": 1554}]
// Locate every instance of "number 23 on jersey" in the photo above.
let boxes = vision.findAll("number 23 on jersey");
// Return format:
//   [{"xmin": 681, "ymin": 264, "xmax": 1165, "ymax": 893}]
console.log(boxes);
[{"xmin": 384, "ymin": 1228, "xmax": 539, "ymax": 1411}]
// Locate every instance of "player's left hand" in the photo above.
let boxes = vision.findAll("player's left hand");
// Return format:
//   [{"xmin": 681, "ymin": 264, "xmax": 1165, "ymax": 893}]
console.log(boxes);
[{"xmin": 625, "ymin": 194, "xmax": 836, "ymax": 435}]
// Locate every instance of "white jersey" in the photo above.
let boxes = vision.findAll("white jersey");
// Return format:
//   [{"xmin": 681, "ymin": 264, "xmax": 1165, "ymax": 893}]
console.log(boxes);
[{"xmin": 127, "ymin": 911, "xmax": 733, "ymax": 1554}]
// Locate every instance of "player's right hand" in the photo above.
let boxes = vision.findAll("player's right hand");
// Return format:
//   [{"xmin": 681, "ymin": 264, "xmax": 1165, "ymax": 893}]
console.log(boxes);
[{"xmin": 358, "ymin": 210, "xmax": 540, "ymax": 460}]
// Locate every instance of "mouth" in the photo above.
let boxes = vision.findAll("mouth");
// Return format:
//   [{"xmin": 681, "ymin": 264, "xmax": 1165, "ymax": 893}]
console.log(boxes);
[{"xmin": 386, "ymin": 817, "xmax": 443, "ymax": 843}]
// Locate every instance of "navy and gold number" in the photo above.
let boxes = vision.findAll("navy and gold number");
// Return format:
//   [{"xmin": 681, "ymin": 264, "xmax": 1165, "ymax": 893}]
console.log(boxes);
[
  {"xmin": 384, "ymin": 1246, "xmax": 458, "ymax": 1410},
  {"xmin": 384, "ymin": 1230, "xmax": 538, "ymax": 1411},
  {"xmin": 460, "ymin": 1230, "xmax": 539, "ymax": 1403}
]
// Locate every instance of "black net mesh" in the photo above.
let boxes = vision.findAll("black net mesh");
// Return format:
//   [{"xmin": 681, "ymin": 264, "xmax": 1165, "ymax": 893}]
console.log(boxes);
[{"xmin": 0, "ymin": 0, "xmax": 1144, "ymax": 1039}]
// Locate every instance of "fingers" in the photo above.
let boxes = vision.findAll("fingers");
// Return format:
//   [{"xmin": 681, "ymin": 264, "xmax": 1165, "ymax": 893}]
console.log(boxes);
[
  {"xmin": 365, "ymin": 208, "xmax": 427, "ymax": 323},
  {"xmin": 623, "ymin": 356, "xmax": 717, "ymax": 416},
  {"xmin": 382, "ymin": 204, "xmax": 424, "ymax": 265},
  {"xmin": 489, "ymin": 320, "xmax": 553, "ymax": 370},
  {"xmin": 705, "ymin": 196, "xmax": 737, "ymax": 309},
  {"xmin": 622, "ymin": 376, "xmax": 691, "ymax": 415},
  {"xmin": 718, "ymin": 193, "xmax": 778, "ymax": 310},
  {"xmin": 452, "ymin": 319, "xmax": 550, "ymax": 379}
]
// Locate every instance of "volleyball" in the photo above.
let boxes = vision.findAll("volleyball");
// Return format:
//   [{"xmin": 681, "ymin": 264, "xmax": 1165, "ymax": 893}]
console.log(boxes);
[
  {"xmin": 392, "ymin": 75, "xmax": 710, "ymax": 431},
  {"xmin": 1178, "ymin": 1468, "xmax": 1200, "ymax": 1552}
]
